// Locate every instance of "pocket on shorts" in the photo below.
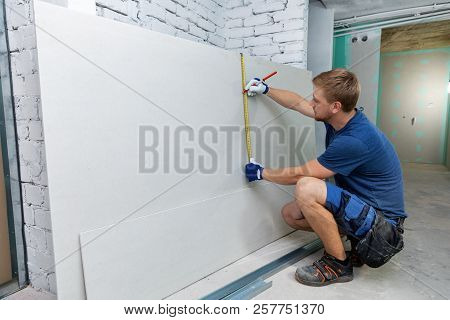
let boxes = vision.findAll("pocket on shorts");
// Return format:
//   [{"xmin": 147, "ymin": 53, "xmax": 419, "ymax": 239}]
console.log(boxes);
[
  {"xmin": 332, "ymin": 192, "xmax": 351, "ymax": 228},
  {"xmin": 344, "ymin": 196, "xmax": 366, "ymax": 220},
  {"xmin": 356, "ymin": 212, "xmax": 404, "ymax": 268},
  {"xmin": 334, "ymin": 192, "xmax": 374, "ymax": 238}
]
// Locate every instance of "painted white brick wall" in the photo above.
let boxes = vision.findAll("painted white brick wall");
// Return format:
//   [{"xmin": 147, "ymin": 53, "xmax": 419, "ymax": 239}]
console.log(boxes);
[
  {"xmin": 6, "ymin": 1, "xmax": 95, "ymax": 296},
  {"xmin": 96, "ymin": 0, "xmax": 308, "ymax": 67},
  {"xmin": 96, "ymin": 0, "xmax": 227, "ymax": 47},
  {"xmin": 223, "ymin": 0, "xmax": 308, "ymax": 68},
  {"xmin": 2, "ymin": 0, "xmax": 308, "ymax": 296},
  {"xmin": 5, "ymin": 0, "xmax": 56, "ymax": 295}
]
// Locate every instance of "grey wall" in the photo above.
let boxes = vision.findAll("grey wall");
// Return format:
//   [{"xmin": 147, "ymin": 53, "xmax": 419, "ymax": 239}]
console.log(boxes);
[
  {"xmin": 347, "ymin": 29, "xmax": 381, "ymax": 124},
  {"xmin": 379, "ymin": 48, "xmax": 450, "ymax": 164},
  {"xmin": 307, "ymin": 0, "xmax": 334, "ymax": 155},
  {"xmin": 332, "ymin": 30, "xmax": 381, "ymax": 124},
  {"xmin": 307, "ymin": 1, "xmax": 333, "ymax": 77}
]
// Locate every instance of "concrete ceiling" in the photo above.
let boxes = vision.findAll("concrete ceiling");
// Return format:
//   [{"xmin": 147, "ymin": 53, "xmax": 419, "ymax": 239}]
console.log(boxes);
[{"xmin": 320, "ymin": 0, "xmax": 450, "ymax": 20}]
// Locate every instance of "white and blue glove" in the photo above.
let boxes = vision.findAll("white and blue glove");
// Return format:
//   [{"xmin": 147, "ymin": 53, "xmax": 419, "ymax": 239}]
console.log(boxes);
[
  {"xmin": 245, "ymin": 78, "xmax": 269, "ymax": 96},
  {"xmin": 245, "ymin": 158, "xmax": 264, "ymax": 182}
]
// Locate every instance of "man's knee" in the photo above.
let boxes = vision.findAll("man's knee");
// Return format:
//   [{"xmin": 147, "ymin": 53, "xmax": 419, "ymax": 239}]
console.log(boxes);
[
  {"xmin": 295, "ymin": 177, "xmax": 318, "ymax": 205},
  {"xmin": 281, "ymin": 204, "xmax": 290, "ymax": 221},
  {"xmin": 281, "ymin": 203, "xmax": 311, "ymax": 230},
  {"xmin": 281, "ymin": 203, "xmax": 297, "ymax": 224},
  {"xmin": 295, "ymin": 177, "xmax": 327, "ymax": 214}
]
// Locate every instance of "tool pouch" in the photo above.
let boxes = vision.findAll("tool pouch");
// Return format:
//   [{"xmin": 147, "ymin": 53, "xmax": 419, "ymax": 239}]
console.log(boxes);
[{"xmin": 355, "ymin": 211, "xmax": 404, "ymax": 268}]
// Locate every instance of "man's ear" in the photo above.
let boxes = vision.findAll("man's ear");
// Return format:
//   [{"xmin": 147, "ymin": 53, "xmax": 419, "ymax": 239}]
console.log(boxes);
[{"xmin": 331, "ymin": 101, "xmax": 342, "ymax": 114}]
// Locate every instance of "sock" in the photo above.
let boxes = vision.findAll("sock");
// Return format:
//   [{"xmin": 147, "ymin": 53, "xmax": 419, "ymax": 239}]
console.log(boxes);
[
  {"xmin": 337, "ymin": 257, "xmax": 348, "ymax": 264},
  {"xmin": 326, "ymin": 252, "xmax": 349, "ymax": 265},
  {"xmin": 334, "ymin": 256, "xmax": 350, "ymax": 265}
]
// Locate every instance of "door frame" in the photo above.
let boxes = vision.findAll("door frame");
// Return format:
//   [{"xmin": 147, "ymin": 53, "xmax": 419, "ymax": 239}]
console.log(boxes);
[{"xmin": 0, "ymin": 0, "xmax": 28, "ymax": 298}]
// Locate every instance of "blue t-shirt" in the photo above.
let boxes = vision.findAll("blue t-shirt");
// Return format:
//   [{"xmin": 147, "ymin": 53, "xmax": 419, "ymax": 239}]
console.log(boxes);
[{"xmin": 317, "ymin": 109, "xmax": 406, "ymax": 219}]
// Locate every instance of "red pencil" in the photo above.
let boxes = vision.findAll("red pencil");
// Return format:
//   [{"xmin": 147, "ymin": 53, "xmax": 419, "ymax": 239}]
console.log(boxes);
[{"xmin": 243, "ymin": 71, "xmax": 278, "ymax": 94}]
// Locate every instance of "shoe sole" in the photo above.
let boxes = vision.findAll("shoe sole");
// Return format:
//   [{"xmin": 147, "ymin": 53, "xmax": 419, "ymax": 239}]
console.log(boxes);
[{"xmin": 295, "ymin": 272, "xmax": 354, "ymax": 287}]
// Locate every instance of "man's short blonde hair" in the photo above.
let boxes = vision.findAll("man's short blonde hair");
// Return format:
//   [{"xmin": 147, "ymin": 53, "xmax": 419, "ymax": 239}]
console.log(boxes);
[{"xmin": 312, "ymin": 69, "xmax": 360, "ymax": 113}]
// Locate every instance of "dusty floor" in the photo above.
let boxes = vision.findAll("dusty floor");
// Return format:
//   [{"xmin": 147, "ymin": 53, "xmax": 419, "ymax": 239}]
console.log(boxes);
[
  {"xmin": 3, "ymin": 164, "xmax": 449, "ymax": 300},
  {"xmin": 3, "ymin": 285, "xmax": 55, "ymax": 300},
  {"xmin": 257, "ymin": 164, "xmax": 450, "ymax": 299}
]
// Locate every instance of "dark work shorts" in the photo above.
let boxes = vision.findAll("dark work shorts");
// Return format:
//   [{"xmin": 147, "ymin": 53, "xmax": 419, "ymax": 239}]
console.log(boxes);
[{"xmin": 324, "ymin": 182, "xmax": 378, "ymax": 239}]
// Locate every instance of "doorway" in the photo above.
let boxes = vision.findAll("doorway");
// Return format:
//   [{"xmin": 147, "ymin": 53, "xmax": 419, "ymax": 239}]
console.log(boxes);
[
  {"xmin": 0, "ymin": 143, "xmax": 12, "ymax": 286},
  {"xmin": 378, "ymin": 21, "xmax": 450, "ymax": 164}
]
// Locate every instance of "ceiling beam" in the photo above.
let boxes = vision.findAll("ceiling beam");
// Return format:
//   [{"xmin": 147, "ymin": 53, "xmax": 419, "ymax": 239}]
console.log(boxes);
[{"xmin": 381, "ymin": 20, "xmax": 450, "ymax": 53}]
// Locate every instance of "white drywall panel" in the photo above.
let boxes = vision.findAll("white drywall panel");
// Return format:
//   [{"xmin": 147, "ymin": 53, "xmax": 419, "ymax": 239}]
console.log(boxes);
[
  {"xmin": 34, "ymin": 1, "xmax": 315, "ymax": 299},
  {"xmin": 80, "ymin": 184, "xmax": 295, "ymax": 299},
  {"xmin": 67, "ymin": 0, "xmax": 96, "ymax": 15}
]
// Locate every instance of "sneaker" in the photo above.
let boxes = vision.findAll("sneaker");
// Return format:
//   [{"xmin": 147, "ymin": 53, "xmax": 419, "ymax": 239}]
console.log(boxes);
[{"xmin": 295, "ymin": 253, "xmax": 353, "ymax": 287}]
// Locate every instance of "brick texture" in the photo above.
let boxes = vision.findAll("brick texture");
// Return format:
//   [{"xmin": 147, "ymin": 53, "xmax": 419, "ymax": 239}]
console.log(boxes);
[
  {"xmin": 96, "ymin": 0, "xmax": 308, "ymax": 66},
  {"xmin": 97, "ymin": 0, "xmax": 227, "ymax": 47},
  {"xmin": 222, "ymin": 0, "xmax": 308, "ymax": 67},
  {"xmin": 4, "ymin": 0, "xmax": 56, "ymax": 295}
]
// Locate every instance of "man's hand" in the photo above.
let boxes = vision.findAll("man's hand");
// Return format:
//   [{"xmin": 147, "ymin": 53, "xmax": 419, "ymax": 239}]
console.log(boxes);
[
  {"xmin": 245, "ymin": 78, "xmax": 269, "ymax": 96},
  {"xmin": 245, "ymin": 158, "xmax": 264, "ymax": 182}
]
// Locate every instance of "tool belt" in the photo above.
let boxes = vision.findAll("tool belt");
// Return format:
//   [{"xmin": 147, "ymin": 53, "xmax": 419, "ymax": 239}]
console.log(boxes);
[{"xmin": 355, "ymin": 211, "xmax": 405, "ymax": 268}]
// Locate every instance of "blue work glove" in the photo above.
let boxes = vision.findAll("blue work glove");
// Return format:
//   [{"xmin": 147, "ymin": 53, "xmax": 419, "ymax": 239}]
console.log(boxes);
[
  {"xmin": 245, "ymin": 78, "xmax": 269, "ymax": 96},
  {"xmin": 245, "ymin": 158, "xmax": 264, "ymax": 182}
]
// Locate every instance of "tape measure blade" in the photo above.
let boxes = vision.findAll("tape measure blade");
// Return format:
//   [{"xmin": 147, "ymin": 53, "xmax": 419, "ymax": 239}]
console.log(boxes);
[{"xmin": 240, "ymin": 53, "xmax": 252, "ymax": 161}]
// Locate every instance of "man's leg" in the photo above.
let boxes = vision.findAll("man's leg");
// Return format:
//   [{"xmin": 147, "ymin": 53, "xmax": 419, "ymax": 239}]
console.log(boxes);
[
  {"xmin": 295, "ymin": 177, "xmax": 346, "ymax": 260},
  {"xmin": 281, "ymin": 201, "xmax": 348, "ymax": 237},
  {"xmin": 280, "ymin": 201, "xmax": 314, "ymax": 232},
  {"xmin": 291, "ymin": 177, "xmax": 354, "ymax": 287}
]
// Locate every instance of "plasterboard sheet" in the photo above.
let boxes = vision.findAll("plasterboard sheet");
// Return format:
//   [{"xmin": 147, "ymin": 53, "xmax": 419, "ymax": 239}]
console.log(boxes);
[
  {"xmin": 80, "ymin": 184, "xmax": 295, "ymax": 299},
  {"xmin": 34, "ymin": 1, "xmax": 315, "ymax": 299}
]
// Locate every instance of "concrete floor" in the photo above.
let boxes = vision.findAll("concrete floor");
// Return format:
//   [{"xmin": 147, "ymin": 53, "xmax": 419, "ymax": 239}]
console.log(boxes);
[
  {"xmin": 167, "ymin": 231, "xmax": 320, "ymax": 299},
  {"xmin": 3, "ymin": 163, "xmax": 449, "ymax": 300},
  {"xmin": 3, "ymin": 285, "xmax": 55, "ymax": 300}
]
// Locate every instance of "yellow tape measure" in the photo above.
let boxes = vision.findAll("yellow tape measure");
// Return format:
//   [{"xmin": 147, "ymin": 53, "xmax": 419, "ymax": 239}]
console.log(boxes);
[{"xmin": 240, "ymin": 53, "xmax": 252, "ymax": 162}]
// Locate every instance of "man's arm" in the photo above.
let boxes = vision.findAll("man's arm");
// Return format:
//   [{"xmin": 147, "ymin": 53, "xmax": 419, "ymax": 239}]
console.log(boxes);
[
  {"xmin": 262, "ymin": 159, "xmax": 335, "ymax": 185},
  {"xmin": 266, "ymin": 87, "xmax": 315, "ymax": 118},
  {"xmin": 244, "ymin": 79, "xmax": 315, "ymax": 118}
]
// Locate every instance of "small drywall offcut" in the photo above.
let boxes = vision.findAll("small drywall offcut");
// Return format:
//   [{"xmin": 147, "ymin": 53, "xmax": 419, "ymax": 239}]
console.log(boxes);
[{"xmin": 34, "ymin": 2, "xmax": 316, "ymax": 299}]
